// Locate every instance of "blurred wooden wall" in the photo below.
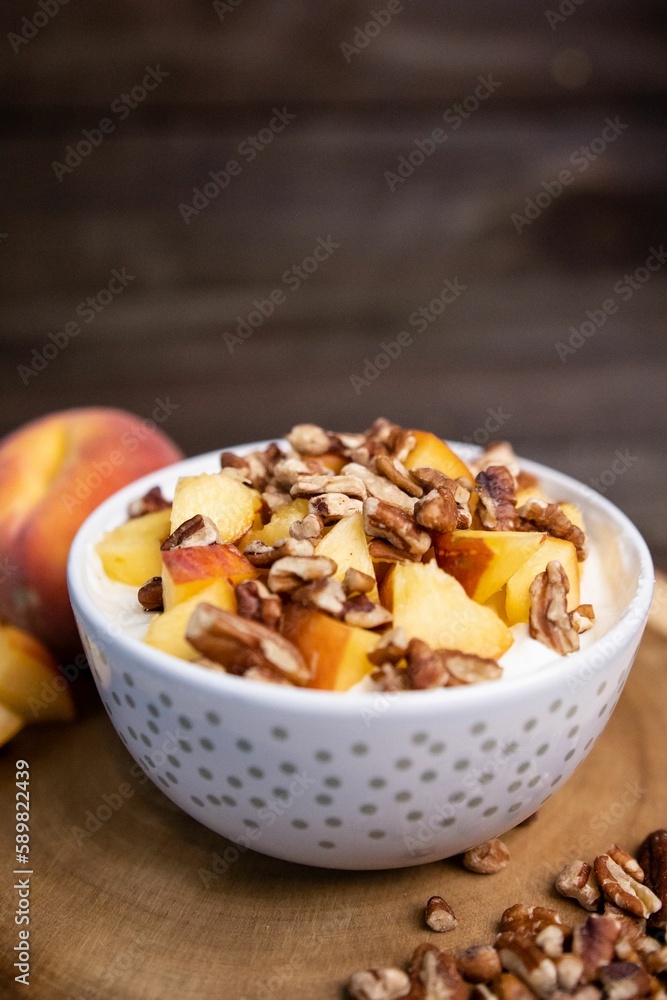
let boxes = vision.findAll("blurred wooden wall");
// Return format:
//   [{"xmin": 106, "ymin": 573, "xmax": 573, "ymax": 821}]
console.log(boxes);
[{"xmin": 1, "ymin": 0, "xmax": 666, "ymax": 563}]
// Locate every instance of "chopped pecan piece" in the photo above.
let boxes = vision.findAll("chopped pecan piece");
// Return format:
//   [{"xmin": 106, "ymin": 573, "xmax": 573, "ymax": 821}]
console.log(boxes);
[
  {"xmin": 406, "ymin": 639, "xmax": 451, "ymax": 690},
  {"xmin": 128, "ymin": 485, "xmax": 170, "ymax": 518},
  {"xmin": 290, "ymin": 473, "xmax": 367, "ymax": 500},
  {"xmin": 261, "ymin": 484, "xmax": 292, "ymax": 514},
  {"xmin": 597, "ymin": 962, "xmax": 652, "ymax": 1000},
  {"xmin": 475, "ymin": 466, "xmax": 517, "ymax": 531},
  {"xmin": 554, "ymin": 954, "xmax": 584, "ymax": 991},
  {"xmin": 368, "ymin": 627, "xmax": 408, "ymax": 665},
  {"xmin": 343, "ymin": 594, "xmax": 393, "ymax": 629},
  {"xmin": 456, "ymin": 946, "xmax": 502, "ymax": 983},
  {"xmin": 444, "ymin": 650, "xmax": 503, "ymax": 686},
  {"xmin": 267, "ymin": 555, "xmax": 337, "ymax": 594},
  {"xmin": 243, "ymin": 666, "xmax": 294, "ymax": 685},
  {"xmin": 309, "ymin": 494, "xmax": 364, "ymax": 522},
  {"xmin": 594, "ymin": 856, "xmax": 662, "ymax": 920},
  {"xmin": 220, "ymin": 450, "xmax": 270, "ymax": 490},
  {"xmin": 347, "ymin": 967, "xmax": 411, "ymax": 1000},
  {"xmin": 137, "ymin": 576, "xmax": 163, "ymax": 612},
  {"xmin": 414, "ymin": 488, "xmax": 458, "ymax": 533},
  {"xmin": 494, "ymin": 971, "xmax": 540, "ymax": 1000},
  {"xmin": 342, "ymin": 462, "xmax": 417, "ymax": 513},
  {"xmin": 424, "ymin": 896, "xmax": 458, "ymax": 933},
  {"xmin": 495, "ymin": 933, "xmax": 557, "ymax": 999},
  {"xmin": 636, "ymin": 830, "xmax": 667, "ymax": 930},
  {"xmin": 371, "ymin": 663, "xmax": 410, "ymax": 692},
  {"xmin": 571, "ymin": 605, "xmax": 596, "ymax": 635},
  {"xmin": 643, "ymin": 945, "xmax": 667, "ymax": 975},
  {"xmin": 517, "ymin": 499, "xmax": 586, "ymax": 561},
  {"xmin": 500, "ymin": 905, "xmax": 569, "ymax": 934},
  {"xmin": 292, "ymin": 576, "xmax": 347, "ymax": 618},
  {"xmin": 607, "ymin": 846, "xmax": 645, "ymax": 884},
  {"xmin": 556, "ymin": 861, "xmax": 602, "ymax": 912},
  {"xmin": 408, "ymin": 944, "xmax": 469, "ymax": 1000},
  {"xmin": 286, "ymin": 423, "xmax": 332, "ymax": 456},
  {"xmin": 529, "ymin": 561, "xmax": 580, "ymax": 655},
  {"xmin": 161, "ymin": 514, "xmax": 221, "ymax": 550},
  {"xmin": 472, "ymin": 441, "xmax": 521, "ymax": 481},
  {"xmin": 244, "ymin": 537, "xmax": 314, "ymax": 567},
  {"xmin": 289, "ymin": 513, "xmax": 324, "ymax": 541},
  {"xmin": 368, "ymin": 539, "xmax": 422, "ymax": 563},
  {"xmin": 373, "ymin": 454, "xmax": 423, "ymax": 497},
  {"xmin": 411, "ymin": 467, "xmax": 456, "ymax": 493},
  {"xmin": 573, "ymin": 915, "xmax": 620, "ymax": 982},
  {"xmin": 272, "ymin": 457, "xmax": 321, "ymax": 489},
  {"xmin": 363, "ymin": 498, "xmax": 431, "ymax": 557},
  {"xmin": 186, "ymin": 604, "xmax": 310, "ymax": 684},
  {"xmin": 235, "ymin": 579, "xmax": 282, "ymax": 629},
  {"xmin": 603, "ymin": 904, "xmax": 646, "ymax": 947},
  {"xmin": 464, "ymin": 839, "xmax": 510, "ymax": 874},
  {"xmin": 343, "ymin": 567, "xmax": 376, "ymax": 595}
]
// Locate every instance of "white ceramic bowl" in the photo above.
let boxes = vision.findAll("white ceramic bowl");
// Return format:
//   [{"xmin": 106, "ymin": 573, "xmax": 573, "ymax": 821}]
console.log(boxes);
[{"xmin": 67, "ymin": 442, "xmax": 654, "ymax": 870}]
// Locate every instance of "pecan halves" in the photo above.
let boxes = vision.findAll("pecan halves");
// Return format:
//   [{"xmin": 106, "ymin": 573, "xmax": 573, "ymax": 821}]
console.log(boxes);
[
  {"xmin": 406, "ymin": 639, "xmax": 451, "ymax": 689},
  {"xmin": 292, "ymin": 576, "xmax": 347, "ymax": 619},
  {"xmin": 444, "ymin": 650, "xmax": 503, "ymax": 686},
  {"xmin": 517, "ymin": 499, "xmax": 586, "ymax": 561},
  {"xmin": 636, "ymin": 830, "xmax": 667, "ymax": 930},
  {"xmin": 290, "ymin": 473, "xmax": 367, "ymax": 500},
  {"xmin": 363, "ymin": 498, "xmax": 431, "ymax": 557},
  {"xmin": 186, "ymin": 603, "xmax": 310, "ymax": 685},
  {"xmin": 128, "ymin": 485, "xmax": 171, "ymax": 518},
  {"xmin": 556, "ymin": 861, "xmax": 602, "ymax": 912},
  {"xmin": 267, "ymin": 555, "xmax": 337, "ymax": 594},
  {"xmin": 286, "ymin": 423, "xmax": 333, "ymax": 456},
  {"xmin": 572, "ymin": 915, "xmax": 621, "ymax": 981},
  {"xmin": 472, "ymin": 441, "xmax": 521, "ymax": 482},
  {"xmin": 475, "ymin": 466, "xmax": 517, "ymax": 531},
  {"xmin": 529, "ymin": 561, "xmax": 580, "ymax": 655},
  {"xmin": 343, "ymin": 594, "xmax": 393, "ymax": 629},
  {"xmin": 309, "ymin": 493, "xmax": 364, "ymax": 522},
  {"xmin": 594, "ymin": 855, "xmax": 662, "ymax": 920},
  {"xmin": 495, "ymin": 933, "xmax": 557, "ymax": 999},
  {"xmin": 161, "ymin": 514, "xmax": 221, "ymax": 550},
  {"xmin": 243, "ymin": 537, "xmax": 315, "ymax": 568},
  {"xmin": 373, "ymin": 454, "xmax": 423, "ymax": 498},
  {"xmin": 414, "ymin": 488, "xmax": 458, "ymax": 533},
  {"xmin": 235, "ymin": 579, "xmax": 282, "ymax": 629},
  {"xmin": 342, "ymin": 462, "xmax": 418, "ymax": 513},
  {"xmin": 289, "ymin": 512, "xmax": 324, "ymax": 541}
]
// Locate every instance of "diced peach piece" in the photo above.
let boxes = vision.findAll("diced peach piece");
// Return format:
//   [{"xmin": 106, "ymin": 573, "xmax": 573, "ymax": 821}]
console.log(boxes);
[
  {"xmin": 516, "ymin": 485, "xmax": 550, "ymax": 506},
  {"xmin": 240, "ymin": 498, "xmax": 309, "ymax": 548},
  {"xmin": 505, "ymin": 537, "xmax": 580, "ymax": 625},
  {"xmin": 162, "ymin": 544, "xmax": 256, "ymax": 610},
  {"xmin": 170, "ymin": 472, "xmax": 261, "ymax": 545},
  {"xmin": 434, "ymin": 530, "xmax": 545, "ymax": 604},
  {"xmin": 404, "ymin": 431, "xmax": 472, "ymax": 480},
  {"xmin": 381, "ymin": 561, "xmax": 513, "ymax": 660},
  {"xmin": 0, "ymin": 623, "xmax": 75, "ymax": 722},
  {"xmin": 318, "ymin": 452, "xmax": 346, "ymax": 473},
  {"xmin": 96, "ymin": 507, "xmax": 172, "ymax": 586},
  {"xmin": 281, "ymin": 605, "xmax": 378, "ymax": 691},
  {"xmin": 315, "ymin": 512, "xmax": 378, "ymax": 600},
  {"xmin": 143, "ymin": 579, "xmax": 236, "ymax": 661},
  {"xmin": 0, "ymin": 702, "xmax": 25, "ymax": 747}
]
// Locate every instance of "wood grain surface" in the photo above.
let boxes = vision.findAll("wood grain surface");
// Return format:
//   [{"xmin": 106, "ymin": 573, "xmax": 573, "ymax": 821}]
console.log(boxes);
[{"xmin": 0, "ymin": 577, "xmax": 666, "ymax": 999}]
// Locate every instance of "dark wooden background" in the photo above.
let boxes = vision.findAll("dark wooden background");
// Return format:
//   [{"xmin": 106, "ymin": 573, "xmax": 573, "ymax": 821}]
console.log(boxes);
[{"xmin": 0, "ymin": 0, "xmax": 665, "ymax": 564}]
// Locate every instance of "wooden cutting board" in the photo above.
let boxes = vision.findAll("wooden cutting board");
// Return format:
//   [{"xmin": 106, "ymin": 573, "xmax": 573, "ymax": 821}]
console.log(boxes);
[{"xmin": 1, "ymin": 576, "xmax": 666, "ymax": 1000}]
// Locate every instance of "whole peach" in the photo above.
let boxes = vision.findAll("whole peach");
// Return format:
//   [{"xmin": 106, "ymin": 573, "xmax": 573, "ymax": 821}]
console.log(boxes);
[{"xmin": 0, "ymin": 407, "xmax": 184, "ymax": 656}]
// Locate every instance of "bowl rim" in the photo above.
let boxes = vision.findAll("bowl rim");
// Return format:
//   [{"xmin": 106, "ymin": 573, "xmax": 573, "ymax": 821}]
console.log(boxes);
[{"xmin": 67, "ymin": 439, "xmax": 655, "ymax": 718}]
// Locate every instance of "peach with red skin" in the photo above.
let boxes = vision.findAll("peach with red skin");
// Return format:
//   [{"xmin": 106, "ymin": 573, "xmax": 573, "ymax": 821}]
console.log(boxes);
[{"xmin": 0, "ymin": 407, "xmax": 183, "ymax": 656}]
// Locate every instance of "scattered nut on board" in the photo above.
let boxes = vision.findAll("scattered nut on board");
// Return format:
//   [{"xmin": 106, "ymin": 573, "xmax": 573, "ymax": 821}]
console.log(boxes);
[{"xmin": 424, "ymin": 895, "xmax": 458, "ymax": 933}]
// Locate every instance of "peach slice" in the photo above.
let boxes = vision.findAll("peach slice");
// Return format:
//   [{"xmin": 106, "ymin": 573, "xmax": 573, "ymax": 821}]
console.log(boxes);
[
  {"xmin": 0, "ymin": 702, "xmax": 25, "ymax": 747},
  {"xmin": 434, "ymin": 530, "xmax": 545, "ymax": 604},
  {"xmin": 404, "ymin": 431, "xmax": 472, "ymax": 481},
  {"xmin": 0, "ymin": 623, "xmax": 75, "ymax": 722},
  {"xmin": 240, "ymin": 498, "xmax": 309, "ymax": 549},
  {"xmin": 162, "ymin": 544, "xmax": 256, "ymax": 610},
  {"xmin": 170, "ymin": 472, "xmax": 261, "ymax": 545},
  {"xmin": 281, "ymin": 605, "xmax": 378, "ymax": 691},
  {"xmin": 505, "ymin": 537, "xmax": 581, "ymax": 625},
  {"xmin": 315, "ymin": 512, "xmax": 379, "ymax": 600},
  {"xmin": 96, "ymin": 507, "xmax": 171, "ymax": 587},
  {"xmin": 381, "ymin": 561, "xmax": 513, "ymax": 660},
  {"xmin": 143, "ymin": 579, "xmax": 236, "ymax": 661}
]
